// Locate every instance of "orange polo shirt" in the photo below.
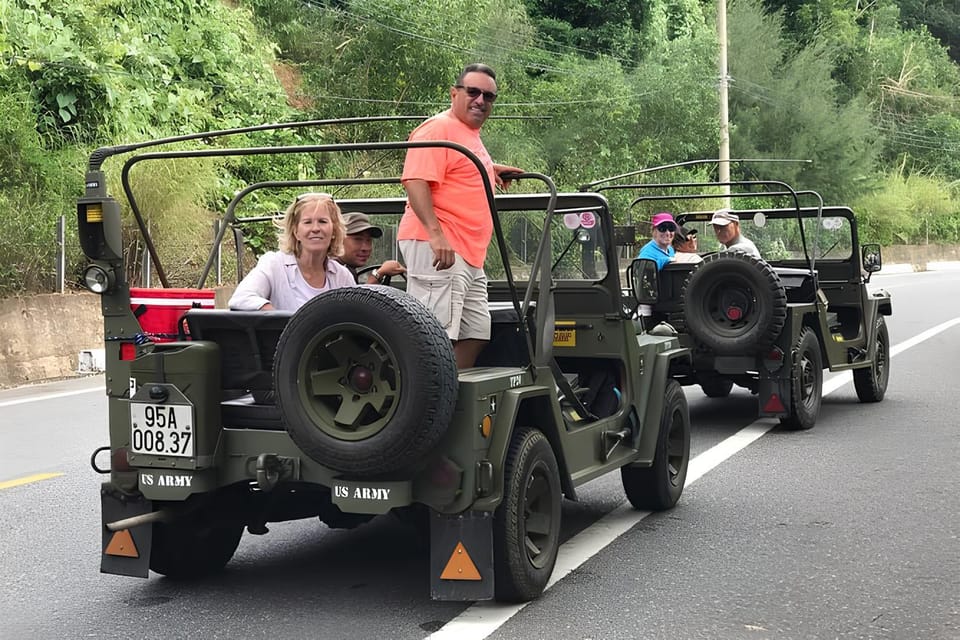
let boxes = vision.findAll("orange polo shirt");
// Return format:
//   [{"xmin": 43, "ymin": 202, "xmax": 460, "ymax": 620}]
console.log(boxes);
[{"xmin": 399, "ymin": 110, "xmax": 496, "ymax": 268}]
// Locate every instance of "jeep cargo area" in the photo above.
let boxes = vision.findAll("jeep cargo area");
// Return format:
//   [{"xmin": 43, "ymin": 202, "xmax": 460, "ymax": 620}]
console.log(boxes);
[{"xmin": 79, "ymin": 122, "xmax": 692, "ymax": 602}]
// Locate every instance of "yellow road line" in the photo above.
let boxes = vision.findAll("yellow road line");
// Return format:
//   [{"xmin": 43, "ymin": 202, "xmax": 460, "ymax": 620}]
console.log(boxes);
[{"xmin": 0, "ymin": 472, "xmax": 64, "ymax": 490}]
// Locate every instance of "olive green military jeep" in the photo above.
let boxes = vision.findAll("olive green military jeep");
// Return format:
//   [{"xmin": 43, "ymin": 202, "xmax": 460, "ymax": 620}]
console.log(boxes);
[
  {"xmin": 80, "ymin": 121, "xmax": 692, "ymax": 602},
  {"xmin": 611, "ymin": 175, "xmax": 892, "ymax": 431}
]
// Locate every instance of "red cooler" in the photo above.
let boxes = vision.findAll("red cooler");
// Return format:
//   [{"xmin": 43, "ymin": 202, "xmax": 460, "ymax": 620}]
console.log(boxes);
[{"xmin": 129, "ymin": 288, "xmax": 216, "ymax": 341}]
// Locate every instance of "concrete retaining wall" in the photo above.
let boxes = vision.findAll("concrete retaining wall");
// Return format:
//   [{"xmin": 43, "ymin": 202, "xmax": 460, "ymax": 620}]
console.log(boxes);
[
  {"xmin": 0, "ymin": 292, "xmax": 104, "ymax": 388},
  {"xmin": 0, "ymin": 286, "xmax": 236, "ymax": 389}
]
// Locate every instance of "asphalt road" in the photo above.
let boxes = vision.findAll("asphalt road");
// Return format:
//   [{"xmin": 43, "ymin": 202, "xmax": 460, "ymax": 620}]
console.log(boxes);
[{"xmin": 1, "ymin": 269, "xmax": 958, "ymax": 640}]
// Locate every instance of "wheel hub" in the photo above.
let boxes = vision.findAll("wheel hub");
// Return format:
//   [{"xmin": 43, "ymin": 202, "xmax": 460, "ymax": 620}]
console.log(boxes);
[
  {"xmin": 347, "ymin": 364, "xmax": 374, "ymax": 393},
  {"xmin": 725, "ymin": 305, "xmax": 744, "ymax": 321}
]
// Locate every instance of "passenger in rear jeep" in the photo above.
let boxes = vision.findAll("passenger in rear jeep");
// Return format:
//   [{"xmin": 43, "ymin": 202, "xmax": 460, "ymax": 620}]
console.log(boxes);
[{"xmin": 228, "ymin": 193, "xmax": 356, "ymax": 311}]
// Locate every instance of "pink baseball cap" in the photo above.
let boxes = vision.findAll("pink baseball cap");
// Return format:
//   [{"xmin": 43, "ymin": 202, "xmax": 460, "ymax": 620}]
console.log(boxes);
[{"xmin": 650, "ymin": 212, "xmax": 677, "ymax": 228}]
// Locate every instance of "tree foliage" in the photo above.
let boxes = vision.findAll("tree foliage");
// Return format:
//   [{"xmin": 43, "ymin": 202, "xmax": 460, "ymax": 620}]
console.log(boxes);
[{"xmin": 0, "ymin": 0, "xmax": 959, "ymax": 295}]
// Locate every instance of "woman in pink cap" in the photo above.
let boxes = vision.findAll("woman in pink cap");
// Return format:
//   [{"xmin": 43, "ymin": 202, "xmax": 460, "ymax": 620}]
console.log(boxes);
[{"xmin": 636, "ymin": 212, "xmax": 677, "ymax": 270}]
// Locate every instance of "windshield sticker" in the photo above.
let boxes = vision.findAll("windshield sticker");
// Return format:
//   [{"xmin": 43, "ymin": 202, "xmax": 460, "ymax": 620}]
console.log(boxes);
[
  {"xmin": 753, "ymin": 212, "xmax": 767, "ymax": 227},
  {"xmin": 563, "ymin": 212, "xmax": 581, "ymax": 229},
  {"xmin": 822, "ymin": 217, "xmax": 844, "ymax": 230},
  {"xmin": 579, "ymin": 212, "xmax": 597, "ymax": 229}
]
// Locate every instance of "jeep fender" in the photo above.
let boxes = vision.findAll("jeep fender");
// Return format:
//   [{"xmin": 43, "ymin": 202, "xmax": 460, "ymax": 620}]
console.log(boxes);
[
  {"xmin": 636, "ymin": 347, "xmax": 691, "ymax": 464},
  {"xmin": 471, "ymin": 383, "xmax": 574, "ymax": 511}
]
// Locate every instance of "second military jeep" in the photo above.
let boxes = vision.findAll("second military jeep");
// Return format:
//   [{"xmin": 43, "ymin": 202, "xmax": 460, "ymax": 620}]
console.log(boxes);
[
  {"xmin": 621, "ymin": 178, "xmax": 893, "ymax": 430},
  {"xmin": 80, "ymin": 121, "xmax": 692, "ymax": 602}
]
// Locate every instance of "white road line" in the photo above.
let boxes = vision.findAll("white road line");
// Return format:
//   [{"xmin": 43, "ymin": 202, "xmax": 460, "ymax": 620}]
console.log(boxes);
[
  {"xmin": 427, "ymin": 316, "xmax": 960, "ymax": 640},
  {"xmin": 0, "ymin": 385, "xmax": 102, "ymax": 409}
]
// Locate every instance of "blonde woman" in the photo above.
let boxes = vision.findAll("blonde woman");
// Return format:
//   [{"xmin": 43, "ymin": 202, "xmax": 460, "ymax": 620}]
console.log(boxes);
[{"xmin": 229, "ymin": 193, "xmax": 356, "ymax": 311}]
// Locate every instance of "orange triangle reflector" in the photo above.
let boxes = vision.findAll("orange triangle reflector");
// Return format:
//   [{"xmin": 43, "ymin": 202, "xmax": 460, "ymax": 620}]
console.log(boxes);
[
  {"xmin": 105, "ymin": 529, "xmax": 139, "ymax": 558},
  {"xmin": 763, "ymin": 393, "xmax": 786, "ymax": 413},
  {"xmin": 440, "ymin": 542, "xmax": 481, "ymax": 581}
]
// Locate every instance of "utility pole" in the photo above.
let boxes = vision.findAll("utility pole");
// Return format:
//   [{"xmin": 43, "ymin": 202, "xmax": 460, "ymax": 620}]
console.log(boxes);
[{"xmin": 718, "ymin": 0, "xmax": 731, "ymax": 205}]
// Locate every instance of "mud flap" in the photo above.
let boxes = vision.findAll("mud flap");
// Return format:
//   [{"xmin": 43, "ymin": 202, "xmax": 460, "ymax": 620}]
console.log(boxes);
[
  {"xmin": 100, "ymin": 483, "xmax": 152, "ymax": 578},
  {"xmin": 757, "ymin": 376, "xmax": 790, "ymax": 418},
  {"xmin": 429, "ymin": 510, "xmax": 494, "ymax": 601}
]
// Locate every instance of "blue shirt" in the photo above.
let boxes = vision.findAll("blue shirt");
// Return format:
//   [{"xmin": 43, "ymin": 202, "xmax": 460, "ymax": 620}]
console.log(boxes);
[{"xmin": 637, "ymin": 240, "xmax": 675, "ymax": 270}]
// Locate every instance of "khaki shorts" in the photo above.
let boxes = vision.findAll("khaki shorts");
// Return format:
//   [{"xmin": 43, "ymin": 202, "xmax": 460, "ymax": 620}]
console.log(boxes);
[{"xmin": 399, "ymin": 240, "xmax": 491, "ymax": 341}]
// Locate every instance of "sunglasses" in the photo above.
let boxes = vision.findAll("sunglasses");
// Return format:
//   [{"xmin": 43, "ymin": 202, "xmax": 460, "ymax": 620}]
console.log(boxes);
[
  {"xmin": 296, "ymin": 192, "xmax": 333, "ymax": 202},
  {"xmin": 455, "ymin": 85, "xmax": 498, "ymax": 102},
  {"xmin": 655, "ymin": 223, "xmax": 677, "ymax": 233}
]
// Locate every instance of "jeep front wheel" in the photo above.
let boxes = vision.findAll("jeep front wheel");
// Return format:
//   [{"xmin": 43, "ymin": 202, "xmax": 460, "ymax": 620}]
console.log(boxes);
[
  {"xmin": 853, "ymin": 316, "xmax": 889, "ymax": 403},
  {"xmin": 493, "ymin": 428, "xmax": 562, "ymax": 602},
  {"xmin": 621, "ymin": 380, "xmax": 691, "ymax": 510},
  {"xmin": 779, "ymin": 327, "xmax": 823, "ymax": 430},
  {"xmin": 274, "ymin": 286, "xmax": 458, "ymax": 476}
]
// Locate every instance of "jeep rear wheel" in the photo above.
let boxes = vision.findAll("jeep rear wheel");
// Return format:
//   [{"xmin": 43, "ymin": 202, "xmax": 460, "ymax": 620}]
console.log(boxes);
[
  {"xmin": 621, "ymin": 380, "xmax": 690, "ymax": 510},
  {"xmin": 150, "ymin": 519, "xmax": 243, "ymax": 579},
  {"xmin": 681, "ymin": 252, "xmax": 788, "ymax": 355},
  {"xmin": 274, "ymin": 286, "xmax": 458, "ymax": 476},
  {"xmin": 853, "ymin": 316, "xmax": 889, "ymax": 403},
  {"xmin": 779, "ymin": 327, "xmax": 823, "ymax": 430},
  {"xmin": 494, "ymin": 428, "xmax": 561, "ymax": 602}
]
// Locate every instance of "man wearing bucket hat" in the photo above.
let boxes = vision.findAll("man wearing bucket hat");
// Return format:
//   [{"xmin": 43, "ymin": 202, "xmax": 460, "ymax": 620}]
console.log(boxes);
[
  {"xmin": 710, "ymin": 208, "xmax": 761, "ymax": 259},
  {"xmin": 636, "ymin": 211, "xmax": 678, "ymax": 270},
  {"xmin": 339, "ymin": 211, "xmax": 406, "ymax": 284}
]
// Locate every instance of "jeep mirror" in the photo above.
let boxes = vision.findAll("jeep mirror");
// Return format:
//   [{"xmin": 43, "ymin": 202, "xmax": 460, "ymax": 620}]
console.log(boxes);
[
  {"xmin": 862, "ymin": 244, "xmax": 882, "ymax": 273},
  {"xmin": 628, "ymin": 258, "xmax": 659, "ymax": 304}
]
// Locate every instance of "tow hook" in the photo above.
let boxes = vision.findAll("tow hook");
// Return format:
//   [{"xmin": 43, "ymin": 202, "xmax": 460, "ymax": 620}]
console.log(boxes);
[
  {"xmin": 255, "ymin": 453, "xmax": 281, "ymax": 492},
  {"xmin": 90, "ymin": 446, "xmax": 111, "ymax": 474}
]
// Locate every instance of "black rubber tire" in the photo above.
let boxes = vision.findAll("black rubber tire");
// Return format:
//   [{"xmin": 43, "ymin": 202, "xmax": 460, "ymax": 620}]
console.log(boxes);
[
  {"xmin": 853, "ymin": 316, "xmax": 890, "ymax": 403},
  {"xmin": 698, "ymin": 372, "xmax": 734, "ymax": 398},
  {"xmin": 274, "ymin": 286, "xmax": 458, "ymax": 476},
  {"xmin": 680, "ymin": 252, "xmax": 788, "ymax": 355},
  {"xmin": 493, "ymin": 428, "xmax": 562, "ymax": 602},
  {"xmin": 779, "ymin": 327, "xmax": 823, "ymax": 431},
  {"xmin": 150, "ymin": 519, "xmax": 243, "ymax": 579},
  {"xmin": 621, "ymin": 380, "xmax": 691, "ymax": 510}
]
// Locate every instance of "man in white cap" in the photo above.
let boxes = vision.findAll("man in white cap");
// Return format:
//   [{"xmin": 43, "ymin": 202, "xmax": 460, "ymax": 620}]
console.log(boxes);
[
  {"xmin": 710, "ymin": 208, "xmax": 761, "ymax": 259},
  {"xmin": 340, "ymin": 212, "xmax": 406, "ymax": 284}
]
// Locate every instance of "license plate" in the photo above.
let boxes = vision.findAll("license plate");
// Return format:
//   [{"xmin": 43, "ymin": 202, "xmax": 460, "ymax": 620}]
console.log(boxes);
[{"xmin": 130, "ymin": 403, "xmax": 195, "ymax": 457}]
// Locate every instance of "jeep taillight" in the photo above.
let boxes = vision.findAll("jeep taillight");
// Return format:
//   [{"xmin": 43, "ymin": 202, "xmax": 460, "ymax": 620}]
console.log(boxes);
[
  {"xmin": 763, "ymin": 347, "xmax": 785, "ymax": 372},
  {"xmin": 120, "ymin": 343, "xmax": 137, "ymax": 361},
  {"xmin": 112, "ymin": 447, "xmax": 132, "ymax": 472}
]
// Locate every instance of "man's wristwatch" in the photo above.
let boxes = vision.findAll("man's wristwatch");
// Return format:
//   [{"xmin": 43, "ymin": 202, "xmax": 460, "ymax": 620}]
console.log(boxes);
[{"xmin": 371, "ymin": 269, "xmax": 382, "ymax": 283}]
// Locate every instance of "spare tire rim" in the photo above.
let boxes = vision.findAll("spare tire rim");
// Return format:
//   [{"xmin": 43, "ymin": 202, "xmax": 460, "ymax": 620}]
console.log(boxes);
[{"xmin": 296, "ymin": 323, "xmax": 400, "ymax": 441}]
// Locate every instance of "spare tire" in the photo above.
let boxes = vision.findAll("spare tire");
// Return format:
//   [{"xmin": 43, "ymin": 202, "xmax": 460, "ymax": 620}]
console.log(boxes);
[
  {"xmin": 680, "ymin": 252, "xmax": 787, "ymax": 355},
  {"xmin": 274, "ymin": 286, "xmax": 458, "ymax": 476}
]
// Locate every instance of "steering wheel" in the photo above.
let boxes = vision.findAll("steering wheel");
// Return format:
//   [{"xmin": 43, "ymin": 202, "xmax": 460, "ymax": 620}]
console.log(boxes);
[{"xmin": 357, "ymin": 264, "xmax": 405, "ymax": 286}]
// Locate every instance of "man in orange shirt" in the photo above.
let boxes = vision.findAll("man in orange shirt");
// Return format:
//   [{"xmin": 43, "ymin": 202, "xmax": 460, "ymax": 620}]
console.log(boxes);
[{"xmin": 400, "ymin": 63, "xmax": 522, "ymax": 368}]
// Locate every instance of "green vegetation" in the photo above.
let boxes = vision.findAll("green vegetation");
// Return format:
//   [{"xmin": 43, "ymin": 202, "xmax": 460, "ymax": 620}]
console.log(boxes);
[{"xmin": 1, "ymin": 0, "xmax": 958, "ymax": 295}]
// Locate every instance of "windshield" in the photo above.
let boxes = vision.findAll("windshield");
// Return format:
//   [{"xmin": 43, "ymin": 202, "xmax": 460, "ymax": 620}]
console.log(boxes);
[
  {"xmin": 485, "ymin": 206, "xmax": 609, "ymax": 283},
  {"xmin": 677, "ymin": 211, "xmax": 853, "ymax": 262}
]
